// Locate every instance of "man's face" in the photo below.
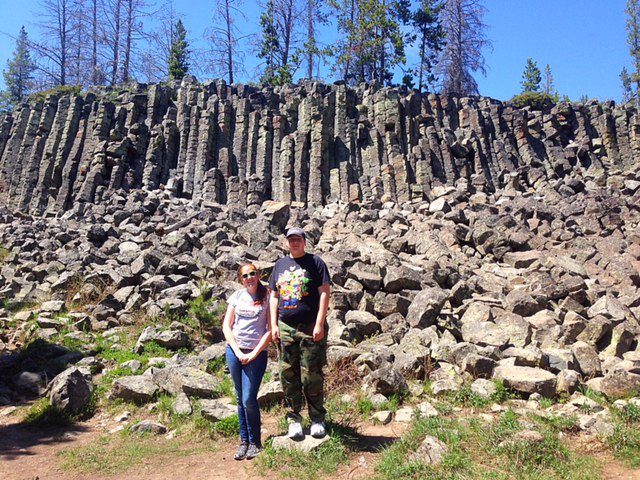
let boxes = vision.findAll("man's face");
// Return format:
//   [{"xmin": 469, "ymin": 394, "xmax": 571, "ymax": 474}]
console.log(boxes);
[{"xmin": 287, "ymin": 235, "xmax": 306, "ymax": 257}]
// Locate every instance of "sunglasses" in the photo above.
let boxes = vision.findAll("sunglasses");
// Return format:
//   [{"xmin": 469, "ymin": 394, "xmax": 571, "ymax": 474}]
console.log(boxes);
[{"xmin": 241, "ymin": 271, "xmax": 258, "ymax": 279}]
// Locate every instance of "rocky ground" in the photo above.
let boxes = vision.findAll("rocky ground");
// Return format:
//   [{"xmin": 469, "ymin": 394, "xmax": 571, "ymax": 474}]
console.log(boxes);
[{"xmin": 1, "ymin": 161, "xmax": 640, "ymax": 478}]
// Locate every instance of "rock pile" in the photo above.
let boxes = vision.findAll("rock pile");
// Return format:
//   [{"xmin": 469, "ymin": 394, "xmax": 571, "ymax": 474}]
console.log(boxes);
[{"xmin": 0, "ymin": 151, "xmax": 639, "ymax": 405}]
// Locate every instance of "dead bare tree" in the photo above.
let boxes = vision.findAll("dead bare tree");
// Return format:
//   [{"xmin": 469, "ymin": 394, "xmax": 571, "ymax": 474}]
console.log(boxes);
[
  {"xmin": 206, "ymin": 0, "xmax": 249, "ymax": 84},
  {"xmin": 138, "ymin": 0, "xmax": 180, "ymax": 82},
  {"xmin": 35, "ymin": 0, "xmax": 75, "ymax": 86},
  {"xmin": 436, "ymin": 0, "xmax": 491, "ymax": 95},
  {"xmin": 101, "ymin": 0, "xmax": 123, "ymax": 85}
]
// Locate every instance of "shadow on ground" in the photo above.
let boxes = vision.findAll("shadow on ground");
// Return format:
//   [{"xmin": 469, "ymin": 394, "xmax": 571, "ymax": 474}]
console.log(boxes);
[{"xmin": 0, "ymin": 420, "xmax": 89, "ymax": 461}]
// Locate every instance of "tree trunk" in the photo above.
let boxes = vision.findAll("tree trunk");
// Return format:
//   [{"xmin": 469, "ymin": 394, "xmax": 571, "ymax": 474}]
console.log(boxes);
[
  {"xmin": 419, "ymin": 27, "xmax": 426, "ymax": 90},
  {"xmin": 92, "ymin": 0, "xmax": 99, "ymax": 84},
  {"xmin": 111, "ymin": 0, "xmax": 122, "ymax": 85},
  {"xmin": 307, "ymin": 0, "xmax": 314, "ymax": 79},
  {"xmin": 122, "ymin": 0, "xmax": 133, "ymax": 83},
  {"xmin": 225, "ymin": 0, "xmax": 234, "ymax": 84},
  {"xmin": 60, "ymin": 0, "xmax": 68, "ymax": 85}
]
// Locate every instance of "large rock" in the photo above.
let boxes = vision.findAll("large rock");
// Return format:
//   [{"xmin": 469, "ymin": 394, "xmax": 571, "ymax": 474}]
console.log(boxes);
[
  {"xmin": 571, "ymin": 341, "xmax": 602, "ymax": 378},
  {"xmin": 257, "ymin": 380, "xmax": 285, "ymax": 406},
  {"xmin": 271, "ymin": 434, "xmax": 330, "ymax": 452},
  {"xmin": 111, "ymin": 375, "xmax": 158, "ymax": 403},
  {"xmin": 410, "ymin": 435, "xmax": 449, "ymax": 465},
  {"xmin": 492, "ymin": 365, "xmax": 557, "ymax": 397},
  {"xmin": 587, "ymin": 368, "xmax": 640, "ymax": 398},
  {"xmin": 345, "ymin": 310, "xmax": 382, "ymax": 338},
  {"xmin": 363, "ymin": 366, "xmax": 408, "ymax": 396},
  {"xmin": 130, "ymin": 420, "xmax": 167, "ymax": 435},
  {"xmin": 152, "ymin": 366, "xmax": 219, "ymax": 397},
  {"xmin": 383, "ymin": 265, "xmax": 421, "ymax": 293},
  {"xmin": 48, "ymin": 367, "xmax": 94, "ymax": 414},
  {"xmin": 504, "ymin": 290, "xmax": 543, "ymax": 317},
  {"xmin": 406, "ymin": 287, "xmax": 448, "ymax": 328},
  {"xmin": 134, "ymin": 326, "xmax": 190, "ymax": 353},
  {"xmin": 200, "ymin": 398, "xmax": 236, "ymax": 421}
]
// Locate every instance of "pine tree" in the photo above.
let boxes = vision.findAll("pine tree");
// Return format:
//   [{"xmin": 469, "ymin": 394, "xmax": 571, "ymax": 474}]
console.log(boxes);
[
  {"xmin": 520, "ymin": 58, "xmax": 541, "ymax": 93},
  {"xmin": 331, "ymin": 0, "xmax": 410, "ymax": 86},
  {"xmin": 410, "ymin": 0, "xmax": 443, "ymax": 91},
  {"xmin": 626, "ymin": 0, "xmax": 640, "ymax": 103},
  {"xmin": 168, "ymin": 19, "xmax": 189, "ymax": 80},
  {"xmin": 258, "ymin": 0, "xmax": 281, "ymax": 85},
  {"xmin": 621, "ymin": 66, "xmax": 634, "ymax": 103},
  {"xmin": 437, "ymin": 0, "xmax": 491, "ymax": 95},
  {"xmin": 542, "ymin": 64, "xmax": 554, "ymax": 96},
  {"xmin": 2, "ymin": 26, "xmax": 36, "ymax": 107}
]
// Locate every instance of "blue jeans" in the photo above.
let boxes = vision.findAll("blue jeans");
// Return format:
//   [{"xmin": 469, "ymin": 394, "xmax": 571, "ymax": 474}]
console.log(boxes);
[{"xmin": 225, "ymin": 345, "xmax": 268, "ymax": 446}]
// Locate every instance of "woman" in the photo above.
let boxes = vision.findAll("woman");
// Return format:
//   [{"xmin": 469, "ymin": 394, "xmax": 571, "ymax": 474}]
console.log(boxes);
[{"xmin": 222, "ymin": 263, "xmax": 271, "ymax": 460}]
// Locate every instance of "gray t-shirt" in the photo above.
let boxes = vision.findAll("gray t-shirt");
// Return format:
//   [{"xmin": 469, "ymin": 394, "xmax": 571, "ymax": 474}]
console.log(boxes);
[{"xmin": 229, "ymin": 288, "xmax": 268, "ymax": 349}]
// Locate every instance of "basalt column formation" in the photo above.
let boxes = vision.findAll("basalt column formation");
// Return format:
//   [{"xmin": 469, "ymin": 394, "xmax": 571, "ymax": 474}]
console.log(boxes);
[{"xmin": 0, "ymin": 78, "xmax": 639, "ymax": 214}]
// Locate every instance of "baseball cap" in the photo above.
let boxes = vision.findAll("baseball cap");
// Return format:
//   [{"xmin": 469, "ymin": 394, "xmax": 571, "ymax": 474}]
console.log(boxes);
[{"xmin": 286, "ymin": 227, "xmax": 306, "ymax": 239}]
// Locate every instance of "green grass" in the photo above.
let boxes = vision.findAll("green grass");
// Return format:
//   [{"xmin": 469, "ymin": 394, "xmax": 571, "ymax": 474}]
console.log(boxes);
[
  {"xmin": 212, "ymin": 414, "xmax": 240, "ymax": 437},
  {"xmin": 57, "ymin": 434, "xmax": 208, "ymax": 475},
  {"xmin": 446, "ymin": 381, "xmax": 517, "ymax": 410},
  {"xmin": 0, "ymin": 245, "xmax": 10, "ymax": 262},
  {"xmin": 578, "ymin": 386, "xmax": 608, "ymax": 405},
  {"xmin": 29, "ymin": 85, "xmax": 82, "ymax": 103},
  {"xmin": 373, "ymin": 410, "xmax": 599, "ymax": 480},
  {"xmin": 607, "ymin": 424, "xmax": 640, "ymax": 468},
  {"xmin": 22, "ymin": 398, "xmax": 73, "ymax": 427},
  {"xmin": 608, "ymin": 402, "xmax": 640, "ymax": 468},
  {"xmin": 2, "ymin": 299, "xmax": 38, "ymax": 314},
  {"xmin": 528, "ymin": 413, "xmax": 579, "ymax": 433},
  {"xmin": 357, "ymin": 393, "xmax": 403, "ymax": 417},
  {"xmin": 206, "ymin": 356, "xmax": 226, "ymax": 374}
]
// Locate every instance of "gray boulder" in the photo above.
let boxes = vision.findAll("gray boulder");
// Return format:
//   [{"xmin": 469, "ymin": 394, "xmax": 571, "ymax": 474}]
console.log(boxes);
[
  {"xmin": 363, "ymin": 366, "xmax": 408, "ymax": 396},
  {"xmin": 130, "ymin": 420, "xmax": 167, "ymax": 435},
  {"xmin": 152, "ymin": 366, "xmax": 219, "ymax": 397},
  {"xmin": 49, "ymin": 367, "xmax": 94, "ymax": 414},
  {"xmin": 111, "ymin": 375, "xmax": 158, "ymax": 403},
  {"xmin": 493, "ymin": 365, "xmax": 557, "ymax": 397},
  {"xmin": 200, "ymin": 398, "xmax": 236, "ymax": 421},
  {"xmin": 406, "ymin": 287, "xmax": 448, "ymax": 328}
]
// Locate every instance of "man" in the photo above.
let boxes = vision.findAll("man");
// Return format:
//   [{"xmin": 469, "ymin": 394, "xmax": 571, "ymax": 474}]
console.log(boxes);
[{"xmin": 269, "ymin": 227, "xmax": 331, "ymax": 440}]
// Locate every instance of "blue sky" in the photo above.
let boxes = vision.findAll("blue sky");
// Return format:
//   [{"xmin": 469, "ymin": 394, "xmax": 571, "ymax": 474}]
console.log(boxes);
[{"xmin": 0, "ymin": 0, "xmax": 632, "ymax": 102}]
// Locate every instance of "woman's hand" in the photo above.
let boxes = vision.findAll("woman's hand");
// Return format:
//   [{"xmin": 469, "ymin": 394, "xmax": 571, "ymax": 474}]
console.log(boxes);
[
  {"xmin": 235, "ymin": 351, "xmax": 249, "ymax": 364},
  {"xmin": 241, "ymin": 350, "xmax": 260, "ymax": 365}
]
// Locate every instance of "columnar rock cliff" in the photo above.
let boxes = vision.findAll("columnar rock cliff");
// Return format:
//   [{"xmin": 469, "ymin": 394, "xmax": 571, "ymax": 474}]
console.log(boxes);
[{"xmin": 0, "ymin": 78, "xmax": 638, "ymax": 214}]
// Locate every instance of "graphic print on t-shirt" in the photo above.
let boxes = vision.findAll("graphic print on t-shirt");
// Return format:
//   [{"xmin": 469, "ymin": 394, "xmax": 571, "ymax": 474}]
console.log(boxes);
[{"xmin": 277, "ymin": 266, "xmax": 311, "ymax": 309}]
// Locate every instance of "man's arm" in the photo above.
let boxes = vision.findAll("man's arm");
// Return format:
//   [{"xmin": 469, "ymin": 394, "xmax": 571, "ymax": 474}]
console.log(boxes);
[
  {"xmin": 270, "ymin": 290, "xmax": 280, "ymax": 342},
  {"xmin": 313, "ymin": 283, "xmax": 331, "ymax": 342}
]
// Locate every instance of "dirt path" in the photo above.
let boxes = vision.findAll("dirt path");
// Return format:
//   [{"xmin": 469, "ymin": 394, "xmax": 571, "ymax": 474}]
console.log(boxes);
[
  {"xmin": 2, "ymin": 407, "xmax": 639, "ymax": 480},
  {"xmin": 0, "ymin": 408, "xmax": 407, "ymax": 480}
]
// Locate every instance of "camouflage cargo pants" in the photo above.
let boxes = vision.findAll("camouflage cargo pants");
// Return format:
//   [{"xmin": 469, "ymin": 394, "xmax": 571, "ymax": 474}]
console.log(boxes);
[{"xmin": 278, "ymin": 320, "xmax": 327, "ymax": 423}]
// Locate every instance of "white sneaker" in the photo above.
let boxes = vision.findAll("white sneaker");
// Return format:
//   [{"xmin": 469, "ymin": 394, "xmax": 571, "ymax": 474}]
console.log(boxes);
[
  {"xmin": 310, "ymin": 421, "xmax": 326, "ymax": 438},
  {"xmin": 288, "ymin": 421, "xmax": 304, "ymax": 440}
]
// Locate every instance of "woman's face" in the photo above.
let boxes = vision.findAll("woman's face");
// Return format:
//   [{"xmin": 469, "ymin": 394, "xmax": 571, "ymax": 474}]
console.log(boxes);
[{"xmin": 239, "ymin": 266, "xmax": 259, "ymax": 289}]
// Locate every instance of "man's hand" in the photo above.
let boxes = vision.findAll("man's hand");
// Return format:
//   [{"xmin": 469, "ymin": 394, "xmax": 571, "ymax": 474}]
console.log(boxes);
[
  {"xmin": 312, "ymin": 322, "xmax": 325, "ymax": 342},
  {"xmin": 271, "ymin": 325, "xmax": 280, "ymax": 343}
]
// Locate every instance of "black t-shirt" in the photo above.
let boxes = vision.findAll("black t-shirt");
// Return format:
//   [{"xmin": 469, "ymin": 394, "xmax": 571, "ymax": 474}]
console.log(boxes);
[{"xmin": 269, "ymin": 253, "xmax": 331, "ymax": 325}]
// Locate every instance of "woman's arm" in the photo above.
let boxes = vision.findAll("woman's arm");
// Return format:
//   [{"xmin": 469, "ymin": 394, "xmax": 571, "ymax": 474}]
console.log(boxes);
[
  {"xmin": 222, "ymin": 303, "xmax": 246, "ymax": 360},
  {"xmin": 244, "ymin": 305, "xmax": 272, "ymax": 363}
]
